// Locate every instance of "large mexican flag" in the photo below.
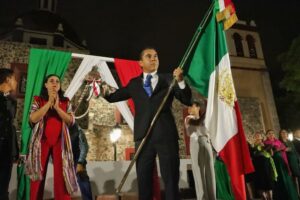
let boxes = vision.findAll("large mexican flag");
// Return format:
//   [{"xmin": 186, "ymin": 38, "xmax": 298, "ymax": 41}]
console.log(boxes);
[{"xmin": 183, "ymin": 0, "xmax": 254, "ymax": 199}]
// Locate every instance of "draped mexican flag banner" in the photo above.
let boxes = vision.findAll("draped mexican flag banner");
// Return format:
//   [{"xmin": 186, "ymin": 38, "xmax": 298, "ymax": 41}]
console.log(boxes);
[
  {"xmin": 183, "ymin": 0, "xmax": 254, "ymax": 199},
  {"xmin": 114, "ymin": 58, "xmax": 142, "ymax": 115}
]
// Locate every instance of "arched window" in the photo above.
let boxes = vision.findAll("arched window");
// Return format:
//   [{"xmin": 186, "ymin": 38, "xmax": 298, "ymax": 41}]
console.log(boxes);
[
  {"xmin": 246, "ymin": 35, "xmax": 257, "ymax": 58},
  {"xmin": 233, "ymin": 33, "xmax": 244, "ymax": 57},
  {"xmin": 39, "ymin": 0, "xmax": 57, "ymax": 12}
]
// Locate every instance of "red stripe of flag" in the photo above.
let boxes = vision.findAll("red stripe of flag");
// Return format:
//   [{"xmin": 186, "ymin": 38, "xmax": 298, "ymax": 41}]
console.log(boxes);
[{"xmin": 219, "ymin": 101, "xmax": 254, "ymax": 200}]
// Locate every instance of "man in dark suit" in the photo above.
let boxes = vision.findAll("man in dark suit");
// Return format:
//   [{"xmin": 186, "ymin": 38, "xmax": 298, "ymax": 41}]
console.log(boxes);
[
  {"xmin": 105, "ymin": 47, "xmax": 192, "ymax": 200},
  {"xmin": 0, "ymin": 68, "xmax": 18, "ymax": 200},
  {"xmin": 292, "ymin": 129, "xmax": 300, "ymax": 194}
]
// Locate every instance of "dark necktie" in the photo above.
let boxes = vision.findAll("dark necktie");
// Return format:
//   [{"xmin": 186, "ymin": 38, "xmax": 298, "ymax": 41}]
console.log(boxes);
[{"xmin": 143, "ymin": 74, "xmax": 153, "ymax": 97}]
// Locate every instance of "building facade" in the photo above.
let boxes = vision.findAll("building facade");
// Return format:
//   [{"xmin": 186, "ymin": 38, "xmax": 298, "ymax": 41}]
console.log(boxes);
[{"xmin": 226, "ymin": 20, "xmax": 280, "ymax": 138}]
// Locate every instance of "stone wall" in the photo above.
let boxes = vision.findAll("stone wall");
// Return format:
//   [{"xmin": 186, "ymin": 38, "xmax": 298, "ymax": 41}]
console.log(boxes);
[
  {"xmin": 84, "ymin": 98, "xmax": 135, "ymax": 161},
  {"xmin": 0, "ymin": 41, "xmax": 30, "ymax": 130},
  {"xmin": 238, "ymin": 97, "xmax": 265, "ymax": 141}
]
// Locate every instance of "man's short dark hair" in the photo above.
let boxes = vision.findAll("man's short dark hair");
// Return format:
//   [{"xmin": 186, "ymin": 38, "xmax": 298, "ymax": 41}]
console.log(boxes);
[
  {"xmin": 139, "ymin": 47, "xmax": 157, "ymax": 60},
  {"xmin": 0, "ymin": 68, "xmax": 14, "ymax": 84}
]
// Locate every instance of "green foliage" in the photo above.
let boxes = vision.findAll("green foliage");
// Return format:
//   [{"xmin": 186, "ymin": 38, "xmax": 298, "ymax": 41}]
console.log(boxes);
[
  {"xmin": 278, "ymin": 36, "xmax": 300, "ymax": 93},
  {"xmin": 276, "ymin": 93, "xmax": 300, "ymax": 130},
  {"xmin": 277, "ymin": 36, "xmax": 300, "ymax": 129}
]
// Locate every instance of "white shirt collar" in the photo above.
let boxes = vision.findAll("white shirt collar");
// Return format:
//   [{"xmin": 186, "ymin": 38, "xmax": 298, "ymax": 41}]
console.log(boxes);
[{"xmin": 143, "ymin": 71, "xmax": 157, "ymax": 79}]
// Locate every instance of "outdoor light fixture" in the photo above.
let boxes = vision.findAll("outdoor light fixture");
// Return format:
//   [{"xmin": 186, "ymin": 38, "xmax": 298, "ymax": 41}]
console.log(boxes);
[{"xmin": 110, "ymin": 123, "xmax": 122, "ymax": 161}]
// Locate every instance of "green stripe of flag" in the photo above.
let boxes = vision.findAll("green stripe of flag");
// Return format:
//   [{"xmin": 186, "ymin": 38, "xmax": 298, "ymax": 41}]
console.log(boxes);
[{"xmin": 183, "ymin": 0, "xmax": 228, "ymax": 98}]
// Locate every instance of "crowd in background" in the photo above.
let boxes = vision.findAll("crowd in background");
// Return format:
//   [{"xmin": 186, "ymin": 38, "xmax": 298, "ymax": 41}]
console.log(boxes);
[{"xmin": 246, "ymin": 129, "xmax": 300, "ymax": 200}]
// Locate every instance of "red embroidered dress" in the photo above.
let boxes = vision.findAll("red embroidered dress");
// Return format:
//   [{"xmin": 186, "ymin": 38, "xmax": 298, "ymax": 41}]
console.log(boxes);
[{"xmin": 26, "ymin": 96, "xmax": 78, "ymax": 196}]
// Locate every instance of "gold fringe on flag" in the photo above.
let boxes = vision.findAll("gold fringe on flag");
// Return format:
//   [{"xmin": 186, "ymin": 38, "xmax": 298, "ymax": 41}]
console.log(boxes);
[{"xmin": 224, "ymin": 13, "xmax": 238, "ymax": 30}]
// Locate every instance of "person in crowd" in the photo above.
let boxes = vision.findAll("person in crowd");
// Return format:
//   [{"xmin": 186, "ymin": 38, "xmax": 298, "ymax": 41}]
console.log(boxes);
[
  {"xmin": 245, "ymin": 141, "xmax": 255, "ymax": 200},
  {"xmin": 69, "ymin": 122, "xmax": 93, "ymax": 200},
  {"xmin": 279, "ymin": 129, "xmax": 300, "ymax": 195},
  {"xmin": 264, "ymin": 129, "xmax": 298, "ymax": 200},
  {"xmin": 252, "ymin": 132, "xmax": 276, "ymax": 200},
  {"xmin": 104, "ymin": 47, "xmax": 192, "ymax": 200},
  {"xmin": 0, "ymin": 68, "xmax": 18, "ymax": 200},
  {"xmin": 293, "ymin": 129, "xmax": 300, "ymax": 156},
  {"xmin": 184, "ymin": 100, "xmax": 216, "ymax": 200},
  {"xmin": 26, "ymin": 74, "xmax": 78, "ymax": 200}
]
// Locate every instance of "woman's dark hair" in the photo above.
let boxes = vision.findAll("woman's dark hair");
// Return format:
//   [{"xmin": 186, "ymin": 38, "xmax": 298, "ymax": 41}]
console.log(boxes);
[
  {"xmin": 278, "ymin": 129, "xmax": 288, "ymax": 141},
  {"xmin": 188, "ymin": 100, "xmax": 206, "ymax": 126},
  {"xmin": 40, "ymin": 74, "xmax": 66, "ymax": 100},
  {"xmin": 0, "ymin": 68, "xmax": 14, "ymax": 84},
  {"xmin": 265, "ymin": 129, "xmax": 274, "ymax": 135},
  {"xmin": 279, "ymin": 129, "xmax": 287, "ymax": 133}
]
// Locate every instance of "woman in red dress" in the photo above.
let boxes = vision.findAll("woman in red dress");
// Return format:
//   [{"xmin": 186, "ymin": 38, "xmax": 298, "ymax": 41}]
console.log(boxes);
[{"xmin": 26, "ymin": 74, "xmax": 78, "ymax": 200}]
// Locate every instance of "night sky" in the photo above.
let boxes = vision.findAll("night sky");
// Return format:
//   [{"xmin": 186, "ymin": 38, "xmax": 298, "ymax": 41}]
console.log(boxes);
[
  {"xmin": 0, "ymin": 0, "xmax": 300, "ymax": 124},
  {"xmin": 1, "ymin": 0, "xmax": 299, "ymax": 73}
]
